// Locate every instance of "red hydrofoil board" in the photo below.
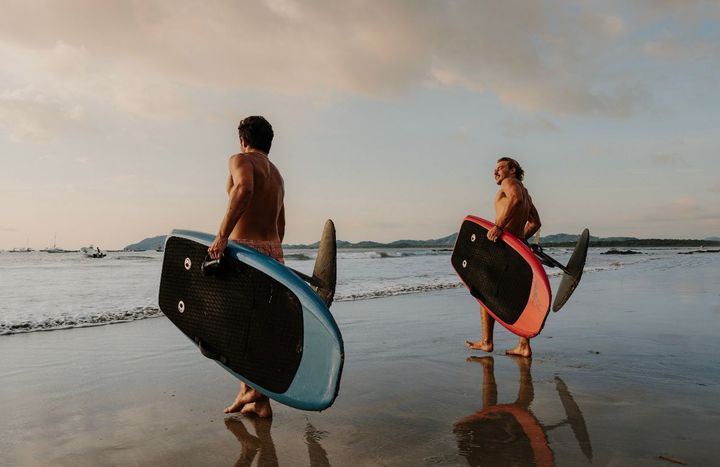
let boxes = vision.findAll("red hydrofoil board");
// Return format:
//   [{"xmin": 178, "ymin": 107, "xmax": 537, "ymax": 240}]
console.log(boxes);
[{"xmin": 451, "ymin": 216, "xmax": 551, "ymax": 338}]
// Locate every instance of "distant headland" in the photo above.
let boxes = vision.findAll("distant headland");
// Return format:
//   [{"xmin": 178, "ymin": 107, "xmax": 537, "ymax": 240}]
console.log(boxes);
[{"xmin": 124, "ymin": 233, "xmax": 720, "ymax": 251}]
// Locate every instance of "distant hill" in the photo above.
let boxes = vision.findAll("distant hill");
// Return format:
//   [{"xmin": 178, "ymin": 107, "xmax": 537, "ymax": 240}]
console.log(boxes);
[
  {"xmin": 285, "ymin": 233, "xmax": 458, "ymax": 249},
  {"xmin": 540, "ymin": 233, "xmax": 638, "ymax": 244},
  {"xmin": 541, "ymin": 235, "xmax": 720, "ymax": 247},
  {"xmin": 128, "ymin": 231, "xmax": 720, "ymax": 250},
  {"xmin": 124, "ymin": 235, "xmax": 166, "ymax": 251}
]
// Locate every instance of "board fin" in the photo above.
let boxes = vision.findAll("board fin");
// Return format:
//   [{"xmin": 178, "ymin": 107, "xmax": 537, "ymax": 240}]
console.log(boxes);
[
  {"xmin": 552, "ymin": 228, "xmax": 589, "ymax": 312},
  {"xmin": 311, "ymin": 219, "xmax": 337, "ymax": 307}
]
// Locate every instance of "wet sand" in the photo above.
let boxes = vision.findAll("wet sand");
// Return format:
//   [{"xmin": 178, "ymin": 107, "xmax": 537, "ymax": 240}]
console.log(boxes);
[{"xmin": 1, "ymin": 256, "xmax": 719, "ymax": 466}]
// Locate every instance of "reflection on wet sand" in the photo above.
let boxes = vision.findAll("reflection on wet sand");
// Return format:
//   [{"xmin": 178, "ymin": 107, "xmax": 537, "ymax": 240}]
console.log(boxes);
[
  {"xmin": 305, "ymin": 422, "xmax": 331, "ymax": 467},
  {"xmin": 550, "ymin": 377, "xmax": 593, "ymax": 462},
  {"xmin": 454, "ymin": 356, "xmax": 592, "ymax": 466},
  {"xmin": 226, "ymin": 417, "xmax": 278, "ymax": 467},
  {"xmin": 225, "ymin": 417, "xmax": 331, "ymax": 467}
]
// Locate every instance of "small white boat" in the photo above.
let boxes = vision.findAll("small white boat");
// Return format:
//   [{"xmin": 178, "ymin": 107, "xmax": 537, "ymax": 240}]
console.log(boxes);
[
  {"xmin": 44, "ymin": 233, "xmax": 66, "ymax": 253},
  {"xmin": 81, "ymin": 245, "xmax": 106, "ymax": 258}
]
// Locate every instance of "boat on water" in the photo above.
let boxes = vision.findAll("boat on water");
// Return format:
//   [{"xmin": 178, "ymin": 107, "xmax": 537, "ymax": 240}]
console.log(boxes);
[
  {"xmin": 43, "ymin": 234, "xmax": 66, "ymax": 253},
  {"xmin": 81, "ymin": 245, "xmax": 106, "ymax": 258},
  {"xmin": 8, "ymin": 247, "xmax": 34, "ymax": 253},
  {"xmin": 9, "ymin": 238, "xmax": 33, "ymax": 252}
]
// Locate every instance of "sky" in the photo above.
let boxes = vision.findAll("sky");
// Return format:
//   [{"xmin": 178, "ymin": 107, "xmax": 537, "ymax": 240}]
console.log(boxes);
[{"xmin": 1, "ymin": 0, "xmax": 719, "ymax": 249}]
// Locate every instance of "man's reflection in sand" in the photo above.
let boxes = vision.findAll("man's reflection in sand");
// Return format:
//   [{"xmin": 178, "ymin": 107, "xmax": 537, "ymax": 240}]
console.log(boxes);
[
  {"xmin": 225, "ymin": 416, "xmax": 331, "ymax": 467},
  {"xmin": 454, "ymin": 356, "xmax": 592, "ymax": 467},
  {"xmin": 226, "ymin": 417, "xmax": 278, "ymax": 467}
]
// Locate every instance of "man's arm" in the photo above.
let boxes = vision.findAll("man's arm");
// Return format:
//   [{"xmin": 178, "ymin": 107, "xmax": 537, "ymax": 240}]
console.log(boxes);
[
  {"xmin": 523, "ymin": 200, "xmax": 541, "ymax": 240},
  {"xmin": 208, "ymin": 155, "xmax": 255, "ymax": 259},
  {"xmin": 487, "ymin": 179, "xmax": 524, "ymax": 242}
]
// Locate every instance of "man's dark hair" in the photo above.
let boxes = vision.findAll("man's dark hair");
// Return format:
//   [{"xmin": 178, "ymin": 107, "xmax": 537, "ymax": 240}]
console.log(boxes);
[
  {"xmin": 238, "ymin": 116, "xmax": 274, "ymax": 153},
  {"xmin": 498, "ymin": 156, "xmax": 524, "ymax": 181}
]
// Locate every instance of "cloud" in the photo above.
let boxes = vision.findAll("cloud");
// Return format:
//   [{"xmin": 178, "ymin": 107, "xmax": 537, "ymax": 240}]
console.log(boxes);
[
  {"xmin": 630, "ymin": 0, "xmax": 720, "ymax": 17},
  {"xmin": 651, "ymin": 153, "xmax": 688, "ymax": 167},
  {"xmin": 637, "ymin": 197, "xmax": 720, "ymax": 227},
  {"xmin": 0, "ymin": 85, "xmax": 88, "ymax": 141},
  {"xmin": 264, "ymin": 0, "xmax": 304, "ymax": 20},
  {"xmin": 501, "ymin": 115, "xmax": 559, "ymax": 137},
  {"xmin": 643, "ymin": 36, "xmax": 720, "ymax": 63},
  {"xmin": 672, "ymin": 196, "xmax": 700, "ymax": 211},
  {"xmin": 0, "ymin": 0, "xmax": 683, "ymax": 130}
]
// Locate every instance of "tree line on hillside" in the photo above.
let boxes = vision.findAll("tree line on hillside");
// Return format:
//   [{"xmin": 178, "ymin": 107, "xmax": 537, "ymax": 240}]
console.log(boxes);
[{"xmin": 125, "ymin": 233, "xmax": 720, "ymax": 251}]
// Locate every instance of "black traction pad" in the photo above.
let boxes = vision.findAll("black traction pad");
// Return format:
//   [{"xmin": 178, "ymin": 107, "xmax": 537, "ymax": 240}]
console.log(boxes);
[
  {"xmin": 452, "ymin": 220, "xmax": 533, "ymax": 324},
  {"xmin": 159, "ymin": 237, "xmax": 303, "ymax": 394}
]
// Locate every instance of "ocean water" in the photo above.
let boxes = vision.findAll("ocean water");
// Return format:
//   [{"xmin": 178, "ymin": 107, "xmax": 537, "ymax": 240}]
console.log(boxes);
[{"xmin": 0, "ymin": 246, "xmax": 716, "ymax": 335}]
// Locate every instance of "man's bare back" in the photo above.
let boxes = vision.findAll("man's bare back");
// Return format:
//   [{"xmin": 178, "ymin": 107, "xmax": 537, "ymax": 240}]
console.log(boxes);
[{"xmin": 226, "ymin": 151, "xmax": 285, "ymax": 243}]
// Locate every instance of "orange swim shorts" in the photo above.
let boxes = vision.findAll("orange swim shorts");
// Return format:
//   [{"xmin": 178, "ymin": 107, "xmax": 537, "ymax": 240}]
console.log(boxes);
[{"xmin": 233, "ymin": 239, "xmax": 284, "ymax": 264}]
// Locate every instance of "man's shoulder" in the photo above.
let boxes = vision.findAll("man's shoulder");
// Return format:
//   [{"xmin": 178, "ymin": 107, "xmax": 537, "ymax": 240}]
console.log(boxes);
[
  {"xmin": 229, "ymin": 153, "xmax": 253, "ymax": 165},
  {"xmin": 501, "ymin": 177, "xmax": 523, "ymax": 188}
]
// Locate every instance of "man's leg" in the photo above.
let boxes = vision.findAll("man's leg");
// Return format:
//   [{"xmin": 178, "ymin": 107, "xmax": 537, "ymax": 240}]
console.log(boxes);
[
  {"xmin": 466, "ymin": 305, "xmax": 494, "ymax": 352},
  {"xmin": 223, "ymin": 242, "xmax": 282, "ymax": 418},
  {"xmin": 506, "ymin": 336, "xmax": 532, "ymax": 358},
  {"xmin": 511, "ymin": 356, "xmax": 533, "ymax": 408}
]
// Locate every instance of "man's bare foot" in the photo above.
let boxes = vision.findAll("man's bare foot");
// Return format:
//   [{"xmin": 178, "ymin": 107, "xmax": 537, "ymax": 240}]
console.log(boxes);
[
  {"xmin": 505, "ymin": 341, "xmax": 532, "ymax": 358},
  {"xmin": 224, "ymin": 391, "xmax": 246, "ymax": 414},
  {"xmin": 224, "ymin": 387, "xmax": 264, "ymax": 414},
  {"xmin": 240, "ymin": 397, "xmax": 273, "ymax": 418},
  {"xmin": 465, "ymin": 340, "xmax": 493, "ymax": 352},
  {"xmin": 239, "ymin": 387, "xmax": 263, "ymax": 404}
]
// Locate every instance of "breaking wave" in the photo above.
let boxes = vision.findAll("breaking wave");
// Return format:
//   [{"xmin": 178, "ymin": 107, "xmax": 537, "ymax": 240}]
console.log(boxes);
[
  {"xmin": 0, "ymin": 307, "xmax": 162, "ymax": 336},
  {"xmin": 336, "ymin": 250, "xmax": 449, "ymax": 260},
  {"xmin": 336, "ymin": 281, "xmax": 464, "ymax": 301}
]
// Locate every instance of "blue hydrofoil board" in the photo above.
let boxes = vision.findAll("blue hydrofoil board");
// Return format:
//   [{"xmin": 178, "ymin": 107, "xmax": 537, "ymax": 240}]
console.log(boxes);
[{"xmin": 158, "ymin": 221, "xmax": 343, "ymax": 411}]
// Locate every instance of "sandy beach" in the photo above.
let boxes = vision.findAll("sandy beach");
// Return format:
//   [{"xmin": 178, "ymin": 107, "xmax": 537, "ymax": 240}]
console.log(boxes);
[{"xmin": 2, "ymin": 253, "xmax": 719, "ymax": 466}]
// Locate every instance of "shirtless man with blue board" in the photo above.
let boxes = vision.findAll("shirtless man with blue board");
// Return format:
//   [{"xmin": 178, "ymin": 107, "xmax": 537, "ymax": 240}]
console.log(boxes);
[
  {"xmin": 208, "ymin": 115, "xmax": 284, "ymax": 418},
  {"xmin": 465, "ymin": 157, "xmax": 542, "ymax": 358}
]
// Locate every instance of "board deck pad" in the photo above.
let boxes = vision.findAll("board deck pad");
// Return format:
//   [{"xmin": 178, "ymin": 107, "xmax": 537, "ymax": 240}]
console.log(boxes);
[
  {"xmin": 452, "ymin": 223, "xmax": 533, "ymax": 324},
  {"xmin": 159, "ymin": 236, "xmax": 303, "ymax": 394},
  {"xmin": 452, "ymin": 216, "xmax": 551, "ymax": 338}
]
